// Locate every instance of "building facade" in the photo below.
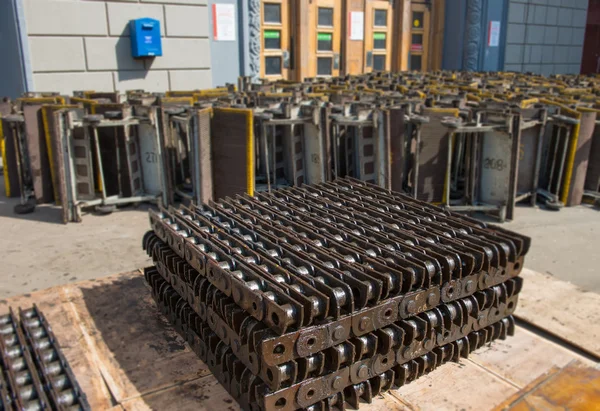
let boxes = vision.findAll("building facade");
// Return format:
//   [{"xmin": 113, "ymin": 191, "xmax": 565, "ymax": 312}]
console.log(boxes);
[{"xmin": 0, "ymin": 0, "xmax": 593, "ymax": 98}]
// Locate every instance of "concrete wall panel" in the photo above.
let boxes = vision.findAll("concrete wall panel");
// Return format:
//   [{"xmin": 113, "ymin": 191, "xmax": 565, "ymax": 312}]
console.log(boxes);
[
  {"xmin": 20, "ymin": 0, "xmax": 212, "ymax": 93},
  {"xmin": 24, "ymin": 0, "xmax": 107, "ymax": 36},
  {"xmin": 144, "ymin": 38, "xmax": 210, "ymax": 69},
  {"xmin": 169, "ymin": 69, "xmax": 213, "ymax": 89},
  {"xmin": 165, "ymin": 5, "xmax": 209, "ymax": 37},
  {"xmin": 33, "ymin": 72, "xmax": 113, "ymax": 93},
  {"xmin": 30, "ymin": 37, "xmax": 86, "ymax": 72},
  {"xmin": 107, "ymin": 3, "xmax": 165, "ymax": 36},
  {"xmin": 113, "ymin": 70, "xmax": 169, "ymax": 91},
  {"xmin": 84, "ymin": 37, "xmax": 146, "ymax": 71}
]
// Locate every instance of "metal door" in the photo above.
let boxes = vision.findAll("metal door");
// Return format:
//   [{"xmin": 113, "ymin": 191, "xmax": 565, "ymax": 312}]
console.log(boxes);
[
  {"xmin": 260, "ymin": 0, "xmax": 290, "ymax": 79},
  {"xmin": 364, "ymin": 0, "xmax": 394, "ymax": 73},
  {"xmin": 581, "ymin": 0, "xmax": 600, "ymax": 74},
  {"xmin": 479, "ymin": 0, "xmax": 507, "ymax": 72}
]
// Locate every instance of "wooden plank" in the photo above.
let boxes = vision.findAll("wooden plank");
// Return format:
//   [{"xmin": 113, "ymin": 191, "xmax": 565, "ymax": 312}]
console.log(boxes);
[
  {"xmin": 64, "ymin": 271, "xmax": 212, "ymax": 403},
  {"xmin": 121, "ymin": 375, "xmax": 239, "ymax": 411},
  {"xmin": 389, "ymin": 360, "xmax": 519, "ymax": 410},
  {"xmin": 469, "ymin": 327, "xmax": 591, "ymax": 388},
  {"xmin": 0, "ymin": 283, "xmax": 114, "ymax": 409},
  {"xmin": 518, "ymin": 268, "xmax": 600, "ymax": 357}
]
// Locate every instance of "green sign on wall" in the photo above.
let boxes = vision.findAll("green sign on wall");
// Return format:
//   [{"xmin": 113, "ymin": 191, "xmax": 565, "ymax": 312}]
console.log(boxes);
[
  {"xmin": 264, "ymin": 30, "xmax": 281, "ymax": 39},
  {"xmin": 318, "ymin": 33, "xmax": 333, "ymax": 41},
  {"xmin": 373, "ymin": 33, "xmax": 386, "ymax": 40}
]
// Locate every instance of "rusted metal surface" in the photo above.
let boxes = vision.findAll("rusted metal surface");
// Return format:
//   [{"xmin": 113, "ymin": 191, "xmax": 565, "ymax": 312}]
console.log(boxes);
[
  {"xmin": 145, "ymin": 265, "xmax": 515, "ymax": 411},
  {"xmin": 22, "ymin": 104, "xmax": 54, "ymax": 203},
  {"xmin": 211, "ymin": 108, "xmax": 254, "ymax": 199},
  {"xmin": 585, "ymin": 124, "xmax": 600, "ymax": 193},
  {"xmin": 0, "ymin": 306, "xmax": 90, "ymax": 411},
  {"xmin": 565, "ymin": 111, "xmax": 597, "ymax": 206},
  {"xmin": 142, "ymin": 178, "xmax": 527, "ymax": 410}
]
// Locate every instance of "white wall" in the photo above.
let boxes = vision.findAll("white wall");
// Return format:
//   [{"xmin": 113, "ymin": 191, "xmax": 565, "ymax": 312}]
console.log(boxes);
[{"xmin": 22, "ymin": 0, "xmax": 213, "ymax": 94}]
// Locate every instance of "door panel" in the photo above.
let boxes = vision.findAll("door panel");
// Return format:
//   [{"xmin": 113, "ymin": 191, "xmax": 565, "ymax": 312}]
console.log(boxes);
[
  {"xmin": 364, "ymin": 0, "xmax": 393, "ymax": 73},
  {"xmin": 260, "ymin": 0, "xmax": 290, "ymax": 79},
  {"xmin": 408, "ymin": 3, "xmax": 430, "ymax": 71},
  {"xmin": 308, "ymin": 0, "xmax": 342, "ymax": 77}
]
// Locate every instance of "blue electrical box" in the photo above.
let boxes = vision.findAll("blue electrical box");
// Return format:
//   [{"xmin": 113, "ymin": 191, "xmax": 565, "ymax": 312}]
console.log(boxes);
[{"xmin": 130, "ymin": 18, "xmax": 162, "ymax": 58}]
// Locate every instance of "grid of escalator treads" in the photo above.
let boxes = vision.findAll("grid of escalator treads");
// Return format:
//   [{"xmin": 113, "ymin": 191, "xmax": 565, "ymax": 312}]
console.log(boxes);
[
  {"xmin": 142, "ymin": 177, "xmax": 529, "ymax": 411},
  {"xmin": 0, "ymin": 306, "xmax": 90, "ymax": 411}
]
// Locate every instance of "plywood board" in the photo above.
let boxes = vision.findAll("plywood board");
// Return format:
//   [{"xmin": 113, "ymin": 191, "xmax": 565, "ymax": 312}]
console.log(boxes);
[
  {"xmin": 517, "ymin": 268, "xmax": 600, "ymax": 357},
  {"xmin": 495, "ymin": 361, "xmax": 600, "ymax": 411},
  {"xmin": 469, "ymin": 327, "xmax": 591, "ymax": 388}
]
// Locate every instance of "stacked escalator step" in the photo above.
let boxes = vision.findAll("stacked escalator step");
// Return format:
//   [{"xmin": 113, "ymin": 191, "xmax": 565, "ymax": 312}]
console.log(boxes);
[{"xmin": 142, "ymin": 177, "xmax": 529, "ymax": 411}]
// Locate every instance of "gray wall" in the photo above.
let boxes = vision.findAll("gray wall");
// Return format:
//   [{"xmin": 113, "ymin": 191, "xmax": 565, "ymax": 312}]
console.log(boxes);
[
  {"xmin": 207, "ymin": 0, "xmax": 245, "ymax": 87},
  {"xmin": 504, "ymin": 0, "xmax": 588, "ymax": 75},
  {"xmin": 0, "ymin": 0, "xmax": 29, "ymax": 98},
  {"xmin": 21, "ymin": 0, "xmax": 213, "ymax": 94},
  {"xmin": 442, "ymin": 0, "xmax": 467, "ymax": 71}
]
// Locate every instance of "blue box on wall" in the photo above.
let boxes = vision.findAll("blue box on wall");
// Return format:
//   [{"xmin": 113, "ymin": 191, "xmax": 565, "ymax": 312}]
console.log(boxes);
[{"xmin": 130, "ymin": 18, "xmax": 162, "ymax": 58}]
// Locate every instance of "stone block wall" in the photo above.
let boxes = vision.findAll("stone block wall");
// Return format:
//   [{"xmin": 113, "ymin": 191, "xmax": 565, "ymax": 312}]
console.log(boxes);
[
  {"xmin": 504, "ymin": 0, "xmax": 588, "ymax": 75},
  {"xmin": 23, "ymin": 0, "xmax": 212, "ymax": 93}
]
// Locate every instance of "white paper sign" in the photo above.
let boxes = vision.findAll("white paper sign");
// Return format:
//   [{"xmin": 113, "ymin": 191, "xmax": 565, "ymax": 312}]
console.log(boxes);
[
  {"xmin": 349, "ymin": 12, "xmax": 364, "ymax": 41},
  {"xmin": 488, "ymin": 21, "xmax": 500, "ymax": 47},
  {"xmin": 213, "ymin": 4, "xmax": 236, "ymax": 41}
]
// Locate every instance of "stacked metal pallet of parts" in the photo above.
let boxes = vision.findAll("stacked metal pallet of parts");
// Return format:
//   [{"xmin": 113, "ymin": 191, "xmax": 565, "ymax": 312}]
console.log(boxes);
[
  {"xmin": 141, "ymin": 177, "xmax": 529, "ymax": 411},
  {"xmin": 0, "ymin": 305, "xmax": 90, "ymax": 411}
]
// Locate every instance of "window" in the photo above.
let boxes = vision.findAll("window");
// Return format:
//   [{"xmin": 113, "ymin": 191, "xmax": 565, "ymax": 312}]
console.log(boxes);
[
  {"xmin": 374, "ymin": 9, "xmax": 387, "ymax": 27},
  {"xmin": 265, "ymin": 56, "xmax": 282, "ymax": 75},
  {"xmin": 264, "ymin": 30, "xmax": 281, "ymax": 49},
  {"xmin": 374, "ymin": 33, "xmax": 386, "ymax": 50},
  {"xmin": 410, "ymin": 54, "xmax": 422, "ymax": 71},
  {"xmin": 373, "ymin": 55, "xmax": 386, "ymax": 71},
  {"xmin": 317, "ymin": 57, "xmax": 333, "ymax": 75},
  {"xmin": 318, "ymin": 7, "xmax": 334, "ymax": 26},
  {"xmin": 411, "ymin": 34, "xmax": 423, "ymax": 52},
  {"xmin": 264, "ymin": 3, "xmax": 281, "ymax": 23},
  {"xmin": 317, "ymin": 32, "xmax": 333, "ymax": 51},
  {"xmin": 412, "ymin": 11, "xmax": 424, "ymax": 29}
]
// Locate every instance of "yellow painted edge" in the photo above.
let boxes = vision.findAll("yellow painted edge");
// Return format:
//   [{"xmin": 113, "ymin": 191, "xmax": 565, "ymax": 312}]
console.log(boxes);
[
  {"xmin": 41, "ymin": 107, "xmax": 59, "ymax": 203},
  {"xmin": 161, "ymin": 97, "xmax": 194, "ymax": 105},
  {"xmin": 245, "ymin": 110, "xmax": 254, "ymax": 196},
  {"xmin": 520, "ymin": 98, "xmax": 539, "ymax": 108},
  {"xmin": 71, "ymin": 97, "xmax": 98, "ymax": 106},
  {"xmin": 194, "ymin": 92, "xmax": 229, "ymax": 99},
  {"xmin": 466, "ymin": 94, "xmax": 481, "ymax": 102},
  {"xmin": 424, "ymin": 107, "xmax": 460, "ymax": 117},
  {"xmin": 560, "ymin": 121, "xmax": 581, "ymax": 205},
  {"xmin": 260, "ymin": 92, "xmax": 293, "ymax": 98},
  {"xmin": 578, "ymin": 107, "xmax": 600, "ymax": 114},
  {"xmin": 166, "ymin": 90, "xmax": 197, "ymax": 97},
  {"xmin": 539, "ymin": 98, "xmax": 582, "ymax": 119},
  {"xmin": 18, "ymin": 97, "xmax": 61, "ymax": 104},
  {"xmin": 0, "ymin": 116, "xmax": 9, "ymax": 197}
]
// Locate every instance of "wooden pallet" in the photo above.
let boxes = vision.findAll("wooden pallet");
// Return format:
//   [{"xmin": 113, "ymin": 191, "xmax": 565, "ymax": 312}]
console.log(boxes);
[{"xmin": 1, "ymin": 268, "xmax": 598, "ymax": 410}]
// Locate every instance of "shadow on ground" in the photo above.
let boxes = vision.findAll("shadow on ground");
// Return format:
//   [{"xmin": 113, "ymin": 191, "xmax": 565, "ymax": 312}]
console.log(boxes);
[{"xmin": 79, "ymin": 273, "xmax": 238, "ymax": 410}]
